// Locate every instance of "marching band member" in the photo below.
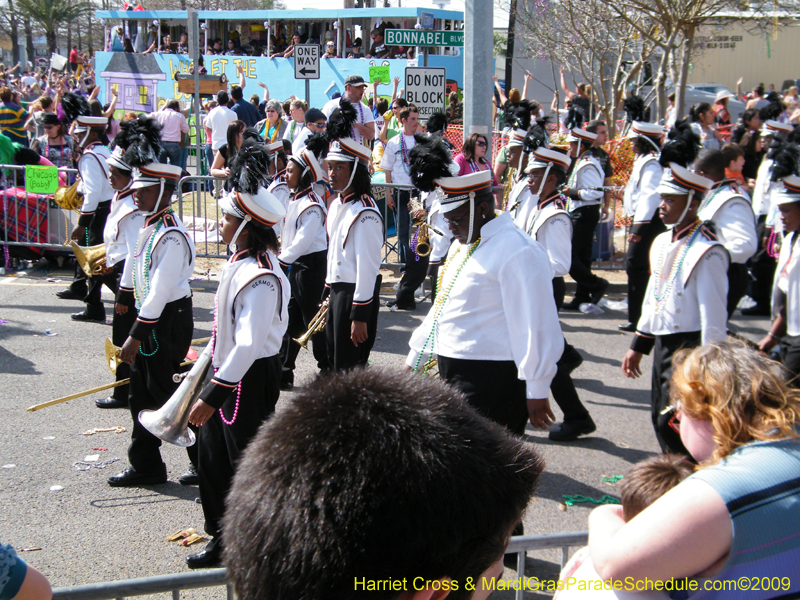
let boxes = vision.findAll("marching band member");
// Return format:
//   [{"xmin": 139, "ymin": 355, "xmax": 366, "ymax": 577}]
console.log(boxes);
[
  {"xmin": 107, "ymin": 162, "xmax": 196, "ymax": 488},
  {"xmin": 758, "ymin": 171, "xmax": 800, "ymax": 386},
  {"xmin": 562, "ymin": 125, "xmax": 609, "ymax": 310},
  {"xmin": 93, "ymin": 117, "xmax": 159, "ymax": 409},
  {"xmin": 265, "ymin": 140, "xmax": 289, "ymax": 236},
  {"xmin": 277, "ymin": 136, "xmax": 331, "ymax": 387},
  {"xmin": 406, "ymin": 141, "xmax": 564, "ymax": 437},
  {"xmin": 744, "ymin": 121, "xmax": 794, "ymax": 316},
  {"xmin": 518, "ymin": 148, "xmax": 595, "ymax": 441},
  {"xmin": 620, "ymin": 122, "xmax": 665, "ymax": 332},
  {"xmin": 66, "ymin": 106, "xmax": 116, "ymax": 322},
  {"xmin": 694, "ymin": 149, "xmax": 758, "ymax": 317},
  {"xmin": 324, "ymin": 101, "xmax": 383, "ymax": 371},
  {"xmin": 185, "ymin": 186, "xmax": 289, "ymax": 569},
  {"xmin": 622, "ymin": 163, "xmax": 729, "ymax": 455}
]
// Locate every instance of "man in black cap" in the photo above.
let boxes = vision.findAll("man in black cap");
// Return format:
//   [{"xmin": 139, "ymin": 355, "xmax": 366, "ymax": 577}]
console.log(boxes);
[{"xmin": 322, "ymin": 75, "xmax": 375, "ymax": 147}]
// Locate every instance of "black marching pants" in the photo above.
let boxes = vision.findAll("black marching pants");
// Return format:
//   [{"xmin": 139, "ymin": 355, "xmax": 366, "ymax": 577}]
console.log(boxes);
[
  {"xmin": 326, "ymin": 278, "xmax": 381, "ymax": 371},
  {"xmin": 127, "ymin": 296, "xmax": 193, "ymax": 474},
  {"xmin": 746, "ymin": 215, "xmax": 777, "ymax": 311},
  {"xmin": 651, "ymin": 331, "xmax": 700, "ymax": 455},
  {"xmin": 569, "ymin": 204, "xmax": 604, "ymax": 301},
  {"xmin": 198, "ymin": 354, "xmax": 281, "ymax": 539},
  {"xmin": 280, "ymin": 251, "xmax": 329, "ymax": 376},
  {"xmin": 75, "ymin": 201, "xmax": 111, "ymax": 302}
]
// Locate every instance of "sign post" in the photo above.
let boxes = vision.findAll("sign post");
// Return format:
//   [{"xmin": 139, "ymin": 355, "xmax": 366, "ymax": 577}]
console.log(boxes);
[
  {"xmin": 294, "ymin": 44, "xmax": 320, "ymax": 106},
  {"xmin": 404, "ymin": 67, "xmax": 446, "ymax": 124}
]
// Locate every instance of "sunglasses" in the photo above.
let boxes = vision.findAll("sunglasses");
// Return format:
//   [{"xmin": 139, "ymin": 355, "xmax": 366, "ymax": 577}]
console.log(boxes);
[
  {"xmin": 664, "ymin": 403, "xmax": 682, "ymax": 434},
  {"xmin": 444, "ymin": 210, "xmax": 470, "ymax": 227},
  {"xmin": 475, "ymin": 140, "xmax": 487, "ymax": 147},
  {"xmin": 43, "ymin": 125, "xmax": 57, "ymax": 130},
  {"xmin": 311, "ymin": 122, "xmax": 326, "ymax": 128}
]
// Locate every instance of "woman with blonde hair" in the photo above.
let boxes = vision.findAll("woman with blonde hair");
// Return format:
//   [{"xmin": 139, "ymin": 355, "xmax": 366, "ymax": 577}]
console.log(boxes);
[{"xmin": 591, "ymin": 340, "xmax": 800, "ymax": 595}]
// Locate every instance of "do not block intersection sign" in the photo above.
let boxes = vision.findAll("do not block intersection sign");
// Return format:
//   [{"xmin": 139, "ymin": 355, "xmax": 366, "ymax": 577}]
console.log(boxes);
[
  {"xmin": 294, "ymin": 44, "xmax": 320, "ymax": 80},
  {"xmin": 404, "ymin": 67, "xmax": 446, "ymax": 122}
]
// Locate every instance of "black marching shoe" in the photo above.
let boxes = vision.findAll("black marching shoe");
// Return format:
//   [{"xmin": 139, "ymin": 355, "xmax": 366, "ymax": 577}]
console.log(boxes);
[
  {"xmin": 95, "ymin": 396, "xmax": 128, "ymax": 409},
  {"xmin": 107, "ymin": 467, "xmax": 167, "ymax": 487},
  {"xmin": 71, "ymin": 308, "xmax": 106, "ymax": 323},
  {"xmin": 548, "ymin": 416, "xmax": 597, "ymax": 442},
  {"xmin": 618, "ymin": 322, "xmax": 636, "ymax": 332},
  {"xmin": 186, "ymin": 537, "xmax": 222, "ymax": 569},
  {"xmin": 56, "ymin": 288, "xmax": 86, "ymax": 300},
  {"xmin": 178, "ymin": 465, "xmax": 199, "ymax": 486},
  {"xmin": 561, "ymin": 298, "xmax": 589, "ymax": 311},
  {"xmin": 280, "ymin": 371, "xmax": 294, "ymax": 391}
]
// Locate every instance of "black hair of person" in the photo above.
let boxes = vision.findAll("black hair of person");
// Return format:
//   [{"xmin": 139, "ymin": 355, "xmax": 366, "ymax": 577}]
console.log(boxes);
[
  {"xmin": 660, "ymin": 118, "xmax": 700, "ymax": 169},
  {"xmin": 243, "ymin": 221, "xmax": 279, "ymax": 256},
  {"xmin": 695, "ymin": 150, "xmax": 727, "ymax": 181},
  {"xmin": 348, "ymin": 161, "xmax": 373, "ymax": 197},
  {"xmin": 222, "ymin": 367, "xmax": 543, "ymax": 600},
  {"xmin": 633, "ymin": 134, "xmax": 661, "ymax": 155}
]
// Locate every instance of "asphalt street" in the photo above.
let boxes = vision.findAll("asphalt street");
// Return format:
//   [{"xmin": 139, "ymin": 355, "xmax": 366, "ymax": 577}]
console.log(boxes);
[{"xmin": 0, "ymin": 261, "xmax": 771, "ymax": 598}]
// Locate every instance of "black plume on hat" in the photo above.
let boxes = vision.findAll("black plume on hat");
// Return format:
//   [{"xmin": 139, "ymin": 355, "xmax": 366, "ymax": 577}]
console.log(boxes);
[
  {"xmin": 508, "ymin": 100, "xmax": 533, "ymax": 131},
  {"xmin": 41, "ymin": 113, "xmax": 61, "ymax": 126},
  {"xmin": 659, "ymin": 118, "xmax": 700, "ymax": 168},
  {"xmin": 120, "ymin": 115, "xmax": 164, "ymax": 168},
  {"xmin": 326, "ymin": 98, "xmax": 357, "ymax": 141},
  {"xmin": 229, "ymin": 138, "xmax": 271, "ymax": 195},
  {"xmin": 565, "ymin": 105, "xmax": 583, "ymax": 130},
  {"xmin": 303, "ymin": 132, "xmax": 329, "ymax": 160},
  {"xmin": 61, "ymin": 92, "xmax": 91, "ymax": 125},
  {"xmin": 426, "ymin": 111, "xmax": 448, "ymax": 135},
  {"xmin": 769, "ymin": 142, "xmax": 800, "ymax": 182},
  {"xmin": 408, "ymin": 133, "xmax": 452, "ymax": 192},
  {"xmin": 623, "ymin": 95, "xmax": 646, "ymax": 123},
  {"xmin": 523, "ymin": 117, "xmax": 551, "ymax": 154}
]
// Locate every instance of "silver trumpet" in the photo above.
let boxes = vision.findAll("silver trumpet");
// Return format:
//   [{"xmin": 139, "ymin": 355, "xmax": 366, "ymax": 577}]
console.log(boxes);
[{"xmin": 138, "ymin": 342, "xmax": 213, "ymax": 447}]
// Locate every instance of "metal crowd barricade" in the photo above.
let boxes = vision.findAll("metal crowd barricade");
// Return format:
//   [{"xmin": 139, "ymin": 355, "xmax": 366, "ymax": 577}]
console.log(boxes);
[
  {"xmin": 175, "ymin": 174, "xmax": 227, "ymax": 259},
  {"xmin": 50, "ymin": 532, "xmax": 587, "ymax": 600},
  {"xmin": 0, "ymin": 165, "xmax": 80, "ymax": 255}
]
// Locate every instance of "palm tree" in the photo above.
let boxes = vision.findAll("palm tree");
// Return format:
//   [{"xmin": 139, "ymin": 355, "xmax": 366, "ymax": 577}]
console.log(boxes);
[{"xmin": 16, "ymin": 0, "xmax": 92, "ymax": 55}]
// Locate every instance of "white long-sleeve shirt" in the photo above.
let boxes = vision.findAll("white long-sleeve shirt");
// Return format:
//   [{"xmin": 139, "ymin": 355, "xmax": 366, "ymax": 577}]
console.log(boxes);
[
  {"xmin": 624, "ymin": 155, "xmax": 662, "ymax": 224},
  {"xmin": 697, "ymin": 181, "xmax": 757, "ymax": 264},
  {"xmin": 77, "ymin": 144, "xmax": 114, "ymax": 221},
  {"xmin": 529, "ymin": 197, "xmax": 573, "ymax": 278},
  {"xmin": 277, "ymin": 187, "xmax": 327, "ymax": 266},
  {"xmin": 633, "ymin": 223, "xmax": 729, "ymax": 354},
  {"xmin": 773, "ymin": 231, "xmax": 800, "ymax": 336},
  {"xmin": 406, "ymin": 211, "xmax": 563, "ymax": 399},
  {"xmin": 204, "ymin": 250, "xmax": 289, "ymax": 401},
  {"xmin": 104, "ymin": 186, "xmax": 144, "ymax": 268},
  {"xmin": 128, "ymin": 208, "xmax": 195, "ymax": 340},
  {"xmin": 567, "ymin": 154, "xmax": 604, "ymax": 209},
  {"xmin": 326, "ymin": 193, "xmax": 383, "ymax": 319}
]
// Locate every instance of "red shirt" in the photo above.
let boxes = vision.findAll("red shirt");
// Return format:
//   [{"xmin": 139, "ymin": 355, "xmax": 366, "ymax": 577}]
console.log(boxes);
[{"xmin": 69, "ymin": 49, "xmax": 78, "ymax": 63}]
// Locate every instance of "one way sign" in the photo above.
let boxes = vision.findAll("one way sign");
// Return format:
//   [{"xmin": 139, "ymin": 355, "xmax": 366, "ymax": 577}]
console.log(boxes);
[{"xmin": 294, "ymin": 44, "xmax": 320, "ymax": 80}]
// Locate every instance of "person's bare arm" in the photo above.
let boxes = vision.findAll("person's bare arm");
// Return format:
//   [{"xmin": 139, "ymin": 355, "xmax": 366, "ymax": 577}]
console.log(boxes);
[
  {"xmin": 559, "ymin": 65, "xmax": 576, "ymax": 100},
  {"xmin": 492, "ymin": 74, "xmax": 508, "ymax": 105},
  {"xmin": 257, "ymin": 82, "xmax": 269, "ymax": 102},
  {"xmin": 237, "ymin": 63, "xmax": 245, "ymax": 89},
  {"xmin": 13, "ymin": 563, "xmax": 52, "ymax": 600},
  {"xmin": 522, "ymin": 72, "xmax": 532, "ymax": 99},
  {"xmin": 354, "ymin": 120, "xmax": 375, "ymax": 140},
  {"xmin": 384, "ymin": 170, "xmax": 394, "ymax": 210},
  {"xmin": 551, "ymin": 91, "xmax": 558, "ymax": 113},
  {"xmin": 24, "ymin": 114, "xmax": 37, "ymax": 133},
  {"xmin": 391, "ymin": 76, "xmax": 400, "ymax": 104},
  {"xmin": 103, "ymin": 90, "xmax": 118, "ymax": 118},
  {"xmin": 209, "ymin": 149, "xmax": 230, "ymax": 178},
  {"xmin": 737, "ymin": 76, "xmax": 744, "ymax": 102}
]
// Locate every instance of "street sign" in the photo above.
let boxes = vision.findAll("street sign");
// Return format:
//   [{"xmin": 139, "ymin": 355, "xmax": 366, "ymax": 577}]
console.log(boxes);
[
  {"xmin": 294, "ymin": 44, "xmax": 320, "ymax": 80},
  {"xmin": 421, "ymin": 11, "xmax": 435, "ymax": 29},
  {"xmin": 404, "ymin": 67, "xmax": 446, "ymax": 123},
  {"xmin": 385, "ymin": 29, "xmax": 464, "ymax": 47}
]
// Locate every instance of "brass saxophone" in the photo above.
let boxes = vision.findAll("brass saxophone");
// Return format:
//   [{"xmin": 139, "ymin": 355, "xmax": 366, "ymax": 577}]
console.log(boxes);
[{"xmin": 409, "ymin": 198, "xmax": 432, "ymax": 258}]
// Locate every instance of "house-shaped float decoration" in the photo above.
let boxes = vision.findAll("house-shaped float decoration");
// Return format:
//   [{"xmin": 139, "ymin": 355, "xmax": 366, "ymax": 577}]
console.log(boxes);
[{"xmin": 100, "ymin": 53, "xmax": 166, "ymax": 113}]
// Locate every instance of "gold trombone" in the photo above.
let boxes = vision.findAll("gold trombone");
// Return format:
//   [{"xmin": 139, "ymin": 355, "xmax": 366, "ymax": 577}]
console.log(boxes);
[
  {"xmin": 104, "ymin": 337, "xmax": 211, "ymax": 375},
  {"xmin": 293, "ymin": 298, "xmax": 329, "ymax": 349}
]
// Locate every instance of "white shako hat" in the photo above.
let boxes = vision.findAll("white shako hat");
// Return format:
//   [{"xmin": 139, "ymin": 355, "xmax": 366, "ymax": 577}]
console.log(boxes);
[
  {"xmin": 131, "ymin": 163, "xmax": 183, "ymax": 190},
  {"xmin": 289, "ymin": 146, "xmax": 327, "ymax": 183},
  {"xmin": 762, "ymin": 120, "xmax": 793, "ymax": 137},
  {"xmin": 565, "ymin": 127, "xmax": 597, "ymax": 144},
  {"xmin": 219, "ymin": 187, "xmax": 286, "ymax": 228},
  {"xmin": 327, "ymin": 137, "xmax": 371, "ymax": 165},
  {"xmin": 435, "ymin": 170, "xmax": 493, "ymax": 214},
  {"xmin": 774, "ymin": 175, "xmax": 800, "ymax": 205},
  {"xmin": 507, "ymin": 128, "xmax": 527, "ymax": 148},
  {"xmin": 265, "ymin": 141, "xmax": 284, "ymax": 157},
  {"xmin": 74, "ymin": 115, "xmax": 109, "ymax": 133},
  {"xmin": 107, "ymin": 147, "xmax": 132, "ymax": 172},
  {"xmin": 627, "ymin": 121, "xmax": 664, "ymax": 139},
  {"xmin": 525, "ymin": 147, "xmax": 572, "ymax": 174},
  {"xmin": 655, "ymin": 163, "xmax": 713, "ymax": 197}
]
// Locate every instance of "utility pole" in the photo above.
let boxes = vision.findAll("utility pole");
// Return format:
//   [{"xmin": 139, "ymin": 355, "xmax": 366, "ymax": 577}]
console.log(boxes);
[{"xmin": 463, "ymin": 0, "xmax": 492, "ymax": 142}]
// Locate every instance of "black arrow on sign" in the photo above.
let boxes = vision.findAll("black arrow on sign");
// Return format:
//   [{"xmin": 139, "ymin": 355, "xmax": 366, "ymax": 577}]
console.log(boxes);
[{"xmin": 299, "ymin": 67, "xmax": 317, "ymax": 75}]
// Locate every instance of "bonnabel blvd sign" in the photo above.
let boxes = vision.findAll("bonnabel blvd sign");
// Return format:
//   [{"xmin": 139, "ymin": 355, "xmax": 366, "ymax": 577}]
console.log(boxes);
[{"xmin": 384, "ymin": 29, "xmax": 464, "ymax": 47}]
